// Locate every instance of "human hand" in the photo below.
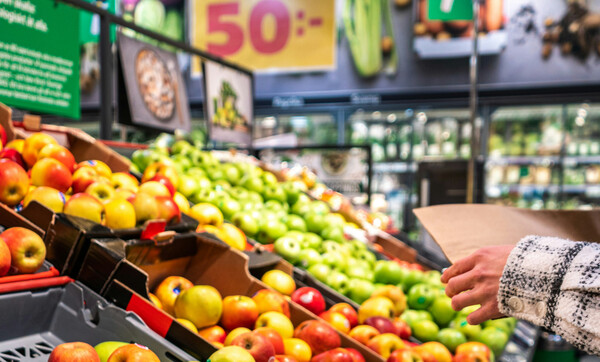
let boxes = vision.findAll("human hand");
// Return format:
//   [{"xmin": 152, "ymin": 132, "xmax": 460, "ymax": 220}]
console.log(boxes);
[{"xmin": 441, "ymin": 245, "xmax": 515, "ymax": 325}]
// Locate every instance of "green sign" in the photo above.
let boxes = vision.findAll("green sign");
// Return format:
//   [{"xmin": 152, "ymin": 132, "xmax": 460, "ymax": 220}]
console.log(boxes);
[
  {"xmin": 80, "ymin": 0, "xmax": 117, "ymax": 44},
  {"xmin": 0, "ymin": 0, "xmax": 80, "ymax": 118},
  {"xmin": 428, "ymin": 0, "xmax": 473, "ymax": 21}
]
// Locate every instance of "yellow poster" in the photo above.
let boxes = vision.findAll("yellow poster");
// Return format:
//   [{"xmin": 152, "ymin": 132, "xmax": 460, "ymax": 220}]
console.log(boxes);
[{"xmin": 191, "ymin": 0, "xmax": 337, "ymax": 73}]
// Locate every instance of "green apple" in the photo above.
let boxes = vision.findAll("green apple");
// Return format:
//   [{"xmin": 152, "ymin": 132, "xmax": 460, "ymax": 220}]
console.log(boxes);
[
  {"xmin": 257, "ymin": 219, "xmax": 288, "ymax": 244},
  {"xmin": 346, "ymin": 263, "xmax": 374, "ymax": 282},
  {"xmin": 321, "ymin": 240, "xmax": 347, "ymax": 256},
  {"xmin": 95, "ymin": 341, "xmax": 129, "ymax": 362},
  {"xmin": 346, "ymin": 278, "xmax": 376, "ymax": 304},
  {"xmin": 321, "ymin": 251, "xmax": 348, "ymax": 271},
  {"xmin": 285, "ymin": 214, "xmax": 307, "ymax": 232},
  {"xmin": 304, "ymin": 212, "xmax": 328, "ymax": 233},
  {"xmin": 437, "ymin": 328, "xmax": 467, "ymax": 353},
  {"xmin": 206, "ymin": 165, "xmax": 226, "ymax": 182},
  {"xmin": 402, "ymin": 269, "xmax": 425, "ymax": 292},
  {"xmin": 217, "ymin": 198, "xmax": 241, "ymax": 219},
  {"xmin": 284, "ymin": 230, "xmax": 305, "ymax": 242},
  {"xmin": 400, "ymin": 310, "xmax": 421, "ymax": 328},
  {"xmin": 428, "ymin": 295, "xmax": 456, "ymax": 327},
  {"xmin": 264, "ymin": 199, "xmax": 285, "ymax": 211},
  {"xmin": 407, "ymin": 283, "xmax": 436, "ymax": 310},
  {"xmin": 171, "ymin": 154, "xmax": 192, "ymax": 171},
  {"xmin": 241, "ymin": 176, "xmax": 264, "ymax": 194},
  {"xmin": 308, "ymin": 200, "xmax": 330, "ymax": 215},
  {"xmin": 131, "ymin": 149, "xmax": 162, "ymax": 171},
  {"xmin": 291, "ymin": 201, "xmax": 311, "ymax": 216},
  {"xmin": 213, "ymin": 179, "xmax": 232, "ymax": 191},
  {"xmin": 374, "ymin": 260, "xmax": 406, "ymax": 285},
  {"xmin": 274, "ymin": 236, "xmax": 302, "ymax": 263},
  {"xmin": 228, "ymin": 186, "xmax": 249, "ymax": 200},
  {"xmin": 261, "ymin": 171, "xmax": 279, "ymax": 186},
  {"xmin": 477, "ymin": 326, "xmax": 509, "ymax": 356},
  {"xmin": 222, "ymin": 163, "xmax": 242, "ymax": 185},
  {"xmin": 307, "ymin": 263, "xmax": 331, "ymax": 283},
  {"xmin": 302, "ymin": 232, "xmax": 322, "ymax": 249},
  {"xmin": 282, "ymin": 181, "xmax": 302, "ymax": 205},
  {"xmin": 246, "ymin": 190, "xmax": 264, "ymax": 204},
  {"xmin": 320, "ymin": 225, "xmax": 346, "ymax": 243},
  {"xmin": 187, "ymin": 167, "xmax": 206, "ymax": 178},
  {"xmin": 296, "ymin": 248, "xmax": 323, "ymax": 268},
  {"xmin": 263, "ymin": 185, "xmax": 287, "ymax": 204},
  {"xmin": 324, "ymin": 213, "xmax": 346, "ymax": 229},
  {"xmin": 171, "ymin": 140, "xmax": 193, "ymax": 154},
  {"xmin": 348, "ymin": 239, "xmax": 367, "ymax": 254},
  {"xmin": 192, "ymin": 189, "xmax": 217, "ymax": 204},
  {"xmin": 231, "ymin": 211, "xmax": 259, "ymax": 236},
  {"xmin": 424, "ymin": 270, "xmax": 444, "ymax": 286},
  {"xmin": 451, "ymin": 315, "xmax": 483, "ymax": 341},
  {"xmin": 325, "ymin": 270, "xmax": 350, "ymax": 294},
  {"xmin": 483, "ymin": 318, "xmax": 513, "ymax": 336},
  {"xmin": 177, "ymin": 174, "xmax": 199, "ymax": 198},
  {"xmin": 355, "ymin": 249, "xmax": 377, "ymax": 266},
  {"xmin": 412, "ymin": 319, "xmax": 439, "ymax": 342}
]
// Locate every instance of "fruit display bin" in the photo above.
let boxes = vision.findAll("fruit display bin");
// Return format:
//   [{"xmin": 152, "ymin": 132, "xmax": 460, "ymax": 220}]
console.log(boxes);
[
  {"xmin": 76, "ymin": 232, "xmax": 386, "ymax": 362},
  {"xmin": 0, "ymin": 280, "xmax": 196, "ymax": 362}
]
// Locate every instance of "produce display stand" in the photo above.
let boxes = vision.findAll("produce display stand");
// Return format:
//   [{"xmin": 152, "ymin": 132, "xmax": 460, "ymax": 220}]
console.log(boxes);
[
  {"xmin": 0, "ymin": 280, "xmax": 196, "ymax": 362},
  {"xmin": 75, "ymin": 232, "xmax": 386, "ymax": 362}
]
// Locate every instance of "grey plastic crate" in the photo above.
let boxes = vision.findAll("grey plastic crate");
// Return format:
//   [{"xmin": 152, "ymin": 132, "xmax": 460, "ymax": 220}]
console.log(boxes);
[{"xmin": 0, "ymin": 282, "xmax": 196, "ymax": 362}]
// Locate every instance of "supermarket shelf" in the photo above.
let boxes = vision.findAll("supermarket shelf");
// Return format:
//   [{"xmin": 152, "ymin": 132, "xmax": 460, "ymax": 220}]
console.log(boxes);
[
  {"xmin": 486, "ymin": 184, "xmax": 561, "ymax": 195},
  {"xmin": 486, "ymin": 155, "xmax": 560, "ymax": 166},
  {"xmin": 563, "ymin": 155, "xmax": 600, "ymax": 165},
  {"xmin": 373, "ymin": 162, "xmax": 417, "ymax": 173},
  {"xmin": 563, "ymin": 184, "xmax": 600, "ymax": 195}
]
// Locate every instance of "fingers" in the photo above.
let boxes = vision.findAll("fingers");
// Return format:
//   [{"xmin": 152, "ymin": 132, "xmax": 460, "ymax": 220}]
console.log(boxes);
[
  {"xmin": 451, "ymin": 289, "xmax": 479, "ymax": 311},
  {"xmin": 441, "ymin": 254, "xmax": 477, "ymax": 284},
  {"xmin": 445, "ymin": 271, "xmax": 476, "ymax": 298},
  {"xmin": 466, "ymin": 303, "xmax": 504, "ymax": 325}
]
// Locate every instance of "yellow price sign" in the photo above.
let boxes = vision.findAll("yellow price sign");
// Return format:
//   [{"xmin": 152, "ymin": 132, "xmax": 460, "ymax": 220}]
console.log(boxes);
[{"xmin": 191, "ymin": 0, "xmax": 336, "ymax": 72}]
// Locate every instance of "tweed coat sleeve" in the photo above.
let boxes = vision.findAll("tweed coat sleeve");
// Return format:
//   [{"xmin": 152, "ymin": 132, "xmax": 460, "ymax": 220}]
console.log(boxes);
[{"xmin": 497, "ymin": 235, "xmax": 600, "ymax": 355}]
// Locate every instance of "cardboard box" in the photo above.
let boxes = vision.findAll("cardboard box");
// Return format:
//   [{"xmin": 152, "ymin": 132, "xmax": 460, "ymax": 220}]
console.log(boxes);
[
  {"xmin": 0, "ymin": 102, "xmax": 130, "ymax": 172},
  {"xmin": 77, "ymin": 232, "xmax": 386, "ymax": 362},
  {"xmin": 414, "ymin": 204, "xmax": 600, "ymax": 263}
]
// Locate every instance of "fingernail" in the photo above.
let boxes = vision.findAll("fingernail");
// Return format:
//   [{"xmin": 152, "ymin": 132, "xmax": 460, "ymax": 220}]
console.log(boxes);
[{"xmin": 441, "ymin": 267, "xmax": 448, "ymax": 274}]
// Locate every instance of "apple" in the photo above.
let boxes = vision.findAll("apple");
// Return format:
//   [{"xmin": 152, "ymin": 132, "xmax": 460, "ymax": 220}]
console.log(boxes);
[
  {"xmin": 320, "ymin": 226, "xmax": 346, "ymax": 244},
  {"xmin": 225, "ymin": 327, "xmax": 252, "ymax": 346},
  {"xmin": 374, "ymin": 261, "xmax": 406, "ymax": 285},
  {"xmin": 155, "ymin": 196, "xmax": 181, "ymax": 224},
  {"xmin": 231, "ymin": 332, "xmax": 276, "ymax": 362},
  {"xmin": 241, "ymin": 176, "xmax": 264, "ymax": 194},
  {"xmin": 0, "ymin": 159, "xmax": 29, "ymax": 206},
  {"xmin": 304, "ymin": 212, "xmax": 328, "ymax": 234},
  {"xmin": 367, "ymin": 333, "xmax": 405, "ymax": 359},
  {"xmin": 392, "ymin": 318, "xmax": 412, "ymax": 340},
  {"xmin": 293, "ymin": 320, "xmax": 341, "ymax": 355},
  {"xmin": 325, "ymin": 271, "xmax": 350, "ymax": 295},
  {"xmin": 310, "ymin": 348, "xmax": 355, "ymax": 362},
  {"xmin": 153, "ymin": 276, "xmax": 194, "ymax": 315},
  {"xmin": 346, "ymin": 348, "xmax": 365, "ymax": 362},
  {"xmin": 291, "ymin": 287, "xmax": 326, "ymax": 315},
  {"xmin": 358, "ymin": 297, "xmax": 395, "ymax": 324},
  {"xmin": 262, "ymin": 269, "xmax": 296, "ymax": 296},
  {"xmin": 274, "ymin": 354, "xmax": 300, "ymax": 362},
  {"xmin": 255, "ymin": 311, "xmax": 294, "ymax": 339},
  {"xmin": 329, "ymin": 303, "xmax": 358, "ymax": 329},
  {"xmin": 231, "ymin": 211, "xmax": 259, "ymax": 236},
  {"xmin": 254, "ymin": 327, "xmax": 285, "ymax": 355},
  {"xmin": 477, "ymin": 326, "xmax": 508, "ymax": 356},
  {"xmin": 214, "ymin": 223, "xmax": 247, "ymax": 251},
  {"xmin": 107, "ymin": 343, "xmax": 159, "ymax": 362},
  {"xmin": 345, "ymin": 263, "xmax": 373, "ymax": 282},
  {"xmin": 274, "ymin": 236, "xmax": 302, "ymax": 263},
  {"xmin": 221, "ymin": 295, "xmax": 259, "ymax": 330},
  {"xmin": 1, "ymin": 227, "xmax": 45, "ymax": 274},
  {"xmin": 30, "ymin": 158, "xmax": 72, "ymax": 193},
  {"xmin": 437, "ymin": 328, "xmax": 467, "ymax": 353},
  {"xmin": 199, "ymin": 325, "xmax": 227, "ymax": 344},
  {"xmin": 258, "ymin": 219, "xmax": 288, "ymax": 244},
  {"xmin": 22, "ymin": 132, "xmax": 58, "ymax": 167},
  {"xmin": 173, "ymin": 192, "xmax": 190, "ymax": 214},
  {"xmin": 104, "ymin": 198, "xmax": 136, "ymax": 229},
  {"xmin": 208, "ymin": 346, "xmax": 255, "ymax": 362},
  {"xmin": 417, "ymin": 342, "xmax": 452, "ymax": 362},
  {"xmin": 77, "ymin": 160, "xmax": 112, "ymax": 179},
  {"xmin": 407, "ymin": 283, "xmax": 436, "ymax": 311},
  {"xmin": 218, "ymin": 198, "xmax": 241, "ymax": 219},
  {"xmin": 128, "ymin": 192, "xmax": 160, "ymax": 223},
  {"xmin": 176, "ymin": 174, "xmax": 199, "ymax": 198},
  {"xmin": 222, "ymin": 163, "xmax": 241, "ymax": 185},
  {"xmin": 111, "ymin": 172, "xmax": 139, "ymax": 191},
  {"xmin": 95, "ymin": 341, "xmax": 128, "ymax": 362},
  {"xmin": 0, "ymin": 238, "xmax": 10, "ymax": 276},
  {"xmin": 142, "ymin": 161, "xmax": 179, "ymax": 189},
  {"xmin": 354, "ymin": 249, "xmax": 376, "ymax": 267},
  {"xmin": 0, "ymin": 124, "xmax": 5, "ymax": 146},
  {"xmin": 5, "ymin": 139, "xmax": 24, "ymax": 152},
  {"xmin": 370, "ymin": 285, "xmax": 407, "ymax": 317},
  {"xmin": 64, "ymin": 193, "xmax": 104, "ymax": 223},
  {"xmin": 410, "ymin": 346, "xmax": 437, "ymax": 362},
  {"xmin": 346, "ymin": 278, "xmax": 376, "ymax": 305},
  {"xmin": 319, "ymin": 311, "xmax": 351, "ymax": 334},
  {"xmin": 364, "ymin": 316, "xmax": 398, "ymax": 335},
  {"xmin": 72, "ymin": 166, "xmax": 100, "ymax": 194},
  {"xmin": 0, "ymin": 148, "xmax": 26, "ymax": 169},
  {"xmin": 85, "ymin": 181, "xmax": 116, "ymax": 203},
  {"xmin": 281, "ymin": 338, "xmax": 310, "ymax": 362},
  {"xmin": 176, "ymin": 318, "xmax": 198, "ymax": 333},
  {"xmin": 428, "ymin": 295, "xmax": 456, "ymax": 327},
  {"xmin": 387, "ymin": 349, "xmax": 424, "ymax": 362},
  {"xmin": 174, "ymin": 285, "xmax": 223, "ymax": 329},
  {"xmin": 189, "ymin": 203, "xmax": 224, "ymax": 226},
  {"xmin": 138, "ymin": 181, "xmax": 171, "ymax": 198},
  {"xmin": 402, "ymin": 269, "xmax": 424, "ymax": 292},
  {"xmin": 450, "ymin": 316, "xmax": 482, "ymax": 341},
  {"xmin": 252, "ymin": 289, "xmax": 291, "ymax": 318},
  {"xmin": 49, "ymin": 342, "xmax": 100, "ymax": 361},
  {"xmin": 412, "ymin": 320, "xmax": 439, "ymax": 342},
  {"xmin": 38, "ymin": 143, "xmax": 76, "ymax": 172},
  {"xmin": 307, "ymin": 263, "xmax": 331, "ymax": 283},
  {"xmin": 23, "ymin": 186, "xmax": 65, "ymax": 213},
  {"xmin": 348, "ymin": 325, "xmax": 380, "ymax": 345},
  {"xmin": 455, "ymin": 342, "xmax": 491, "ymax": 359}
]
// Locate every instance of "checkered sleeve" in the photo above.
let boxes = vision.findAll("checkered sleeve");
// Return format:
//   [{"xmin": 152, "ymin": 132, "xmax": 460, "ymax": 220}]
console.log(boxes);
[{"xmin": 497, "ymin": 235, "xmax": 600, "ymax": 355}]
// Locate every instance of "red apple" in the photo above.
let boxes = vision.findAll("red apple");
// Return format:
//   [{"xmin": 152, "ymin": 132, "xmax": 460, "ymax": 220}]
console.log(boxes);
[
  {"xmin": 221, "ymin": 295, "xmax": 259, "ymax": 330},
  {"xmin": 329, "ymin": 303, "xmax": 358, "ymax": 328},
  {"xmin": 0, "ymin": 148, "xmax": 26, "ymax": 169},
  {"xmin": 231, "ymin": 332, "xmax": 276, "ymax": 362},
  {"xmin": 0, "ymin": 124, "xmax": 6, "ymax": 146},
  {"xmin": 38, "ymin": 143, "xmax": 76, "ymax": 172},
  {"xmin": 142, "ymin": 162, "xmax": 179, "ymax": 190},
  {"xmin": 252, "ymin": 289, "xmax": 291, "ymax": 318},
  {"xmin": 319, "ymin": 311, "xmax": 351, "ymax": 334},
  {"xmin": 72, "ymin": 166, "xmax": 99, "ymax": 194},
  {"xmin": 364, "ymin": 316, "xmax": 398, "ymax": 335},
  {"xmin": 155, "ymin": 196, "xmax": 181, "ymax": 224},
  {"xmin": 150, "ymin": 174, "xmax": 176, "ymax": 197},
  {"xmin": 153, "ymin": 276, "xmax": 194, "ymax": 315},
  {"xmin": 345, "ymin": 348, "xmax": 366, "ymax": 362},
  {"xmin": 293, "ymin": 320, "xmax": 341, "ymax": 355},
  {"xmin": 0, "ymin": 237, "xmax": 11, "ymax": 277},
  {"xmin": 410, "ymin": 346, "xmax": 437, "ymax": 362},
  {"xmin": 392, "ymin": 318, "xmax": 411, "ymax": 340},
  {"xmin": 453, "ymin": 351, "xmax": 490, "ymax": 362},
  {"xmin": 291, "ymin": 287, "xmax": 326, "ymax": 316},
  {"xmin": 107, "ymin": 343, "xmax": 160, "ymax": 362},
  {"xmin": 348, "ymin": 325, "xmax": 380, "ymax": 345},
  {"xmin": 367, "ymin": 333, "xmax": 406, "ymax": 359},
  {"xmin": 387, "ymin": 348, "xmax": 423, "ymax": 362},
  {"xmin": 0, "ymin": 227, "xmax": 45, "ymax": 274},
  {"xmin": 30, "ymin": 158, "xmax": 72, "ymax": 193},
  {"xmin": 77, "ymin": 160, "xmax": 112, "ymax": 179},
  {"xmin": 254, "ymin": 327, "xmax": 285, "ymax": 355},
  {"xmin": 274, "ymin": 355, "xmax": 299, "ymax": 362},
  {"xmin": 0, "ymin": 159, "xmax": 29, "ymax": 206},
  {"xmin": 310, "ymin": 348, "xmax": 354, "ymax": 362},
  {"xmin": 49, "ymin": 342, "xmax": 100, "ymax": 361},
  {"xmin": 22, "ymin": 132, "xmax": 58, "ymax": 167},
  {"xmin": 198, "ymin": 325, "xmax": 227, "ymax": 344}
]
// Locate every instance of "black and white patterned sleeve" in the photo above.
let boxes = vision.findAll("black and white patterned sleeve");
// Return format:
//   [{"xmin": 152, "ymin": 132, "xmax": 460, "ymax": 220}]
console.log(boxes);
[{"xmin": 497, "ymin": 235, "xmax": 600, "ymax": 355}]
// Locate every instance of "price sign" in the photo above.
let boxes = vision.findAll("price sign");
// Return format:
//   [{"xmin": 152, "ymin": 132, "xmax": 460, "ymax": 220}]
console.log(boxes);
[
  {"xmin": 191, "ymin": 0, "xmax": 336, "ymax": 72},
  {"xmin": 428, "ymin": 0, "xmax": 473, "ymax": 21}
]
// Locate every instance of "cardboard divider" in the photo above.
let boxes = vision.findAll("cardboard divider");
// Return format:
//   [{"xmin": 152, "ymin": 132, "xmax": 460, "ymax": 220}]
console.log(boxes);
[
  {"xmin": 77, "ymin": 232, "xmax": 385, "ymax": 362},
  {"xmin": 0, "ymin": 102, "xmax": 131, "ymax": 172}
]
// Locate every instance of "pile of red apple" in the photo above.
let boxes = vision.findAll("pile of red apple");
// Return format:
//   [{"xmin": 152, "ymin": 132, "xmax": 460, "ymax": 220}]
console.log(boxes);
[
  {"xmin": 149, "ymin": 276, "xmax": 365, "ymax": 362},
  {"xmin": 0, "ymin": 131, "xmax": 192, "ymax": 230},
  {"xmin": 49, "ymin": 341, "xmax": 160, "ymax": 361},
  {"xmin": 0, "ymin": 226, "xmax": 46, "ymax": 277}
]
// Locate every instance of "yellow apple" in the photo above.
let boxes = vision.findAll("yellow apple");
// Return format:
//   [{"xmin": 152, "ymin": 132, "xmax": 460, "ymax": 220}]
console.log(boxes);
[
  {"xmin": 208, "ymin": 346, "xmax": 254, "ymax": 362},
  {"xmin": 104, "ymin": 198, "xmax": 136, "ymax": 229},
  {"xmin": 23, "ymin": 186, "xmax": 65, "ymax": 213},
  {"xmin": 138, "ymin": 181, "xmax": 171, "ymax": 198},
  {"xmin": 176, "ymin": 318, "xmax": 198, "ymax": 333},
  {"xmin": 130, "ymin": 192, "xmax": 160, "ymax": 223},
  {"xmin": 64, "ymin": 193, "xmax": 104, "ymax": 224},
  {"xmin": 22, "ymin": 132, "xmax": 58, "ymax": 167},
  {"xmin": 358, "ymin": 296, "xmax": 395, "ymax": 324},
  {"xmin": 111, "ymin": 172, "xmax": 139, "ymax": 192},
  {"xmin": 224, "ymin": 327, "xmax": 252, "ymax": 346},
  {"xmin": 85, "ymin": 181, "xmax": 115, "ymax": 203},
  {"xmin": 261, "ymin": 270, "xmax": 296, "ymax": 296},
  {"xmin": 153, "ymin": 276, "xmax": 193, "ymax": 315},
  {"xmin": 77, "ymin": 160, "xmax": 112, "ymax": 179},
  {"xmin": 173, "ymin": 192, "xmax": 190, "ymax": 214},
  {"xmin": 174, "ymin": 285, "xmax": 223, "ymax": 329},
  {"xmin": 189, "ymin": 203, "xmax": 223, "ymax": 226},
  {"xmin": 255, "ymin": 312, "xmax": 294, "ymax": 339},
  {"xmin": 283, "ymin": 338, "xmax": 312, "ymax": 362}
]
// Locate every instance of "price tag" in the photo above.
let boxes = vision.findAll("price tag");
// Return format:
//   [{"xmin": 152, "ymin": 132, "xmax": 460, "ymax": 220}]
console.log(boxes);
[
  {"xmin": 191, "ymin": 0, "xmax": 336, "ymax": 72},
  {"xmin": 428, "ymin": 0, "xmax": 473, "ymax": 21}
]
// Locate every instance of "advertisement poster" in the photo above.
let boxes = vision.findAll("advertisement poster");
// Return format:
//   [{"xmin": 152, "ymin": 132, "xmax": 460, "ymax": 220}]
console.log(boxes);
[
  {"xmin": 190, "ymin": 0, "xmax": 336, "ymax": 73},
  {"xmin": 0, "ymin": 0, "xmax": 80, "ymax": 118},
  {"xmin": 118, "ymin": 34, "xmax": 191, "ymax": 132},
  {"xmin": 203, "ymin": 60, "xmax": 253, "ymax": 146}
]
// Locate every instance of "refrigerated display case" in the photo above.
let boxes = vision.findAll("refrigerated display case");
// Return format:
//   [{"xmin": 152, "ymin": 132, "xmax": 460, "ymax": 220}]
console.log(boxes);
[{"xmin": 254, "ymin": 113, "xmax": 338, "ymax": 146}]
